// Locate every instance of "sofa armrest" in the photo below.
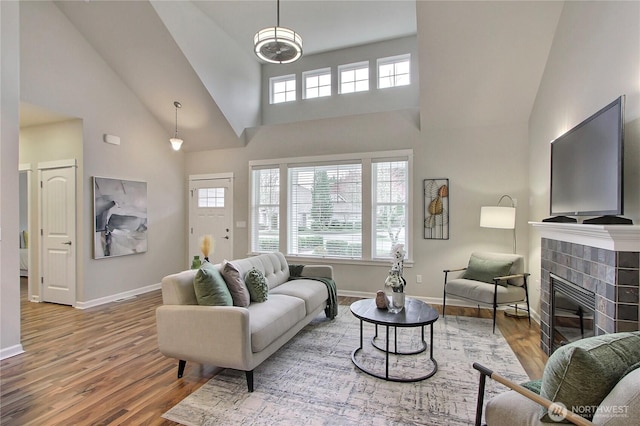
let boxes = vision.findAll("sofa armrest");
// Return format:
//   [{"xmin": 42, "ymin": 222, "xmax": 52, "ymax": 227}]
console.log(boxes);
[
  {"xmin": 156, "ymin": 305, "xmax": 252, "ymax": 371},
  {"xmin": 301, "ymin": 265, "xmax": 333, "ymax": 280}
]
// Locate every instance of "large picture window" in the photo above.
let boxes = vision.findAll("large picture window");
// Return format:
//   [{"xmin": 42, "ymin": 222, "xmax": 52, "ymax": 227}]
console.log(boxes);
[{"xmin": 250, "ymin": 150, "xmax": 412, "ymax": 263}]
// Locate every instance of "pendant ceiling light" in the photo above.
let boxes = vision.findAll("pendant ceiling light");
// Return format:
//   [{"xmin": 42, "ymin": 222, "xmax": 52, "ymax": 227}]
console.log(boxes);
[
  {"xmin": 254, "ymin": 0, "xmax": 303, "ymax": 64},
  {"xmin": 170, "ymin": 101, "xmax": 183, "ymax": 151}
]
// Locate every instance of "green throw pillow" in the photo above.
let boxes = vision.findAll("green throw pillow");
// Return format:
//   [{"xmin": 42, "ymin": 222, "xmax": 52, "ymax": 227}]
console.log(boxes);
[
  {"xmin": 193, "ymin": 262, "xmax": 232, "ymax": 306},
  {"xmin": 245, "ymin": 267, "xmax": 269, "ymax": 303},
  {"xmin": 539, "ymin": 331, "xmax": 640, "ymax": 422},
  {"xmin": 521, "ymin": 379, "xmax": 542, "ymax": 394},
  {"xmin": 461, "ymin": 255, "xmax": 513, "ymax": 286}
]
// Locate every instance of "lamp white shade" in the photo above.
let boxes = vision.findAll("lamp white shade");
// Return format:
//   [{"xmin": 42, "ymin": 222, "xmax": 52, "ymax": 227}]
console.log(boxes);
[
  {"xmin": 169, "ymin": 137, "xmax": 183, "ymax": 151},
  {"xmin": 480, "ymin": 206, "xmax": 516, "ymax": 229}
]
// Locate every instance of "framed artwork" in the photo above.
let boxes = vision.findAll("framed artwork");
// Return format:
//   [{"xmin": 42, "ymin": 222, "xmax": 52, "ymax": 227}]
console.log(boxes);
[
  {"xmin": 93, "ymin": 177, "xmax": 148, "ymax": 259},
  {"xmin": 424, "ymin": 178, "xmax": 449, "ymax": 240}
]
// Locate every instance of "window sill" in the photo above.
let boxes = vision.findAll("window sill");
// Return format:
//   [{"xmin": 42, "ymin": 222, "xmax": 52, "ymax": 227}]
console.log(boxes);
[{"xmin": 249, "ymin": 252, "xmax": 413, "ymax": 268}]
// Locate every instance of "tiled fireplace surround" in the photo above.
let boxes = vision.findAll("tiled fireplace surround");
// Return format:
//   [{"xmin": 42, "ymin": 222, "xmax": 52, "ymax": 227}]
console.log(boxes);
[{"xmin": 532, "ymin": 223, "xmax": 640, "ymax": 355}]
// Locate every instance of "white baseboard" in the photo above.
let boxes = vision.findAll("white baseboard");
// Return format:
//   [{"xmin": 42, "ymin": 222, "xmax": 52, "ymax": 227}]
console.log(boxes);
[
  {"xmin": 0, "ymin": 344, "xmax": 25, "ymax": 360},
  {"xmin": 75, "ymin": 282, "xmax": 161, "ymax": 309}
]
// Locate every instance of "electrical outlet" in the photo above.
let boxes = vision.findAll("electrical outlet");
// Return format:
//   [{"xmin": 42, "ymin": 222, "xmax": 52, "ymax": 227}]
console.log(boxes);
[{"xmin": 416, "ymin": 274, "xmax": 422, "ymax": 283}]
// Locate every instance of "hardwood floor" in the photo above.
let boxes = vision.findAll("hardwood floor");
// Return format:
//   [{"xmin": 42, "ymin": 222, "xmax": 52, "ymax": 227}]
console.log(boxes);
[{"xmin": 1, "ymin": 280, "xmax": 547, "ymax": 425}]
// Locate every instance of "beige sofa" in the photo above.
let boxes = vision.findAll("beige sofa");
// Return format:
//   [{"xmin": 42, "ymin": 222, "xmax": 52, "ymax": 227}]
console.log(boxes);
[{"xmin": 156, "ymin": 252, "xmax": 334, "ymax": 392}]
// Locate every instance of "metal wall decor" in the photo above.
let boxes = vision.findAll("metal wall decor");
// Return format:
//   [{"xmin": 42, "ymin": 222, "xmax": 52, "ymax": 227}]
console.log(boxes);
[{"xmin": 424, "ymin": 178, "xmax": 449, "ymax": 239}]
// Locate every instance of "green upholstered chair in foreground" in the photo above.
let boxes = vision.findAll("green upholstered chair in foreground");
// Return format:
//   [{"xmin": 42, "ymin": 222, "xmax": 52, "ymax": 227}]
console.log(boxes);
[
  {"xmin": 474, "ymin": 331, "xmax": 640, "ymax": 426},
  {"xmin": 443, "ymin": 251, "xmax": 530, "ymax": 332}
]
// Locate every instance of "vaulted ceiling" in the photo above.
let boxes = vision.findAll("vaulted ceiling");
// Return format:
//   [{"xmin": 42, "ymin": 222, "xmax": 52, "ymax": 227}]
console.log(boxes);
[{"xmin": 21, "ymin": 1, "xmax": 563, "ymax": 152}]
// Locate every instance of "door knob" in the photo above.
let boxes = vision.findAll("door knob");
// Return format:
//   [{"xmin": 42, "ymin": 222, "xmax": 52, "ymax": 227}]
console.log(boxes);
[{"xmin": 62, "ymin": 241, "xmax": 72, "ymax": 245}]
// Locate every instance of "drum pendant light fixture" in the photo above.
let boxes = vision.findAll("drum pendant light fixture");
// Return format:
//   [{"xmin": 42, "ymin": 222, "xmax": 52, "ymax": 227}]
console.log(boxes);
[
  {"xmin": 254, "ymin": 0, "xmax": 303, "ymax": 64},
  {"xmin": 170, "ymin": 101, "xmax": 183, "ymax": 151}
]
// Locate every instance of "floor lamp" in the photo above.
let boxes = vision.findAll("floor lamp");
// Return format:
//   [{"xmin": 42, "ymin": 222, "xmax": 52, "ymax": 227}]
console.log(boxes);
[
  {"xmin": 480, "ymin": 195, "xmax": 526, "ymax": 318},
  {"xmin": 480, "ymin": 194, "xmax": 516, "ymax": 254}
]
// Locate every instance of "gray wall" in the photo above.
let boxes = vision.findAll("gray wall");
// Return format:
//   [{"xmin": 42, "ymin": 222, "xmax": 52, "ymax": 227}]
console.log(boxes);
[
  {"xmin": 19, "ymin": 119, "xmax": 84, "ymax": 298},
  {"xmin": 261, "ymin": 36, "xmax": 419, "ymax": 126},
  {"xmin": 186, "ymin": 110, "xmax": 530, "ymax": 302},
  {"xmin": 19, "ymin": 1, "xmax": 187, "ymax": 304},
  {"xmin": 528, "ymin": 1, "xmax": 640, "ymax": 316},
  {"xmin": 1, "ymin": 0, "xmax": 22, "ymax": 358}
]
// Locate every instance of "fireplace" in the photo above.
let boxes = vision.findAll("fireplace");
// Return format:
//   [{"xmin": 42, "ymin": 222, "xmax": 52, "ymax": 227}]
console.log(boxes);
[
  {"xmin": 532, "ymin": 222, "xmax": 640, "ymax": 355},
  {"xmin": 551, "ymin": 273, "xmax": 595, "ymax": 351}
]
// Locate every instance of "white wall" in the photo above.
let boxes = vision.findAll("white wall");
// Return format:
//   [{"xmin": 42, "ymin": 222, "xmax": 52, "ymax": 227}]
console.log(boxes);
[
  {"xmin": 261, "ymin": 36, "xmax": 419, "ymax": 126},
  {"xmin": 19, "ymin": 1, "xmax": 186, "ymax": 304},
  {"xmin": 0, "ymin": 0, "xmax": 23, "ymax": 359},
  {"xmin": 528, "ymin": 1, "xmax": 640, "ymax": 314},
  {"xmin": 187, "ymin": 109, "xmax": 529, "ymax": 302}
]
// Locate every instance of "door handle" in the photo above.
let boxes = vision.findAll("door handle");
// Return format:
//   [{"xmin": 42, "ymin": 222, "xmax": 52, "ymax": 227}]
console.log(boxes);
[
  {"xmin": 62, "ymin": 241, "xmax": 72, "ymax": 245},
  {"xmin": 223, "ymin": 236, "xmax": 229, "ymax": 240}
]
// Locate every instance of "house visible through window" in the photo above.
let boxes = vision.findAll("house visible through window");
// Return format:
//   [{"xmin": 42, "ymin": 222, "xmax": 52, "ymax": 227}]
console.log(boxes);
[
  {"xmin": 303, "ymin": 68, "xmax": 331, "ymax": 99},
  {"xmin": 378, "ymin": 54, "xmax": 410, "ymax": 89},
  {"xmin": 289, "ymin": 163, "xmax": 362, "ymax": 258},
  {"xmin": 250, "ymin": 150, "xmax": 412, "ymax": 262},
  {"xmin": 270, "ymin": 75, "xmax": 296, "ymax": 104},
  {"xmin": 251, "ymin": 167, "xmax": 280, "ymax": 252},
  {"xmin": 339, "ymin": 61, "xmax": 369, "ymax": 94},
  {"xmin": 372, "ymin": 160, "xmax": 408, "ymax": 257}
]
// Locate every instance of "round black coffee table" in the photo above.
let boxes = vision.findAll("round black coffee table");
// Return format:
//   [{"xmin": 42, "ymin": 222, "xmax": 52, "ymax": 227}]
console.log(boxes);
[{"xmin": 350, "ymin": 297, "xmax": 439, "ymax": 382}]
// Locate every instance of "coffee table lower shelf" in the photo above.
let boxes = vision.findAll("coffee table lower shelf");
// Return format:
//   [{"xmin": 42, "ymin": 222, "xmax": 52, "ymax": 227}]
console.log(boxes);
[{"xmin": 351, "ymin": 322, "xmax": 438, "ymax": 382}]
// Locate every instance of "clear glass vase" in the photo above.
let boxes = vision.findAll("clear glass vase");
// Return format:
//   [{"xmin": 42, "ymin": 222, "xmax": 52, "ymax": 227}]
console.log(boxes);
[{"xmin": 384, "ymin": 271, "xmax": 405, "ymax": 313}]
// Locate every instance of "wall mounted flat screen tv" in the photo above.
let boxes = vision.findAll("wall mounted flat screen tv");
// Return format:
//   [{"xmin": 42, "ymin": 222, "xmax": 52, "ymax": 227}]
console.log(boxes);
[{"xmin": 550, "ymin": 96, "xmax": 624, "ymax": 217}]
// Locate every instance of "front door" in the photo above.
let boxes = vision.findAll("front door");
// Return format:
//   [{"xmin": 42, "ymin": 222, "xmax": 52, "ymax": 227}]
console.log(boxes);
[
  {"xmin": 189, "ymin": 174, "xmax": 233, "ymax": 266},
  {"xmin": 40, "ymin": 162, "xmax": 76, "ymax": 306}
]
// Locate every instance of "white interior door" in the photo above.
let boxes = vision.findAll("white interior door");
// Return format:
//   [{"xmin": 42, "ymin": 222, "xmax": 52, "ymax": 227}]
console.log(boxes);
[
  {"xmin": 189, "ymin": 175, "xmax": 233, "ymax": 266},
  {"xmin": 40, "ymin": 163, "xmax": 76, "ymax": 306}
]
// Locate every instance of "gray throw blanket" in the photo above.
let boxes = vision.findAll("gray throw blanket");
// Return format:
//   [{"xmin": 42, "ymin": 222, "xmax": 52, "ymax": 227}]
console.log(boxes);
[{"xmin": 288, "ymin": 264, "xmax": 338, "ymax": 319}]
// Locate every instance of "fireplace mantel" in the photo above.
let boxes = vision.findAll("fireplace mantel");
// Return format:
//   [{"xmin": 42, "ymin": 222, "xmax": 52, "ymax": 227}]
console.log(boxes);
[{"xmin": 530, "ymin": 222, "xmax": 640, "ymax": 252}]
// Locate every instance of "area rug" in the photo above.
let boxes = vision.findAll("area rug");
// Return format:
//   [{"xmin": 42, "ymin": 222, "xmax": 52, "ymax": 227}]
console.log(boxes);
[{"xmin": 162, "ymin": 304, "xmax": 529, "ymax": 425}]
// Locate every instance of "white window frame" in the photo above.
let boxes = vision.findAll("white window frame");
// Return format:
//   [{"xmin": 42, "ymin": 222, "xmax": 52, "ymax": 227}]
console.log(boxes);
[
  {"xmin": 371, "ymin": 160, "xmax": 409, "ymax": 259},
  {"xmin": 250, "ymin": 167, "xmax": 281, "ymax": 253},
  {"xmin": 303, "ymin": 68, "xmax": 332, "ymax": 99},
  {"xmin": 338, "ymin": 61, "xmax": 370, "ymax": 94},
  {"xmin": 249, "ymin": 150, "xmax": 413, "ymax": 265},
  {"xmin": 377, "ymin": 54, "xmax": 411, "ymax": 89},
  {"xmin": 270, "ymin": 74, "xmax": 296, "ymax": 104}
]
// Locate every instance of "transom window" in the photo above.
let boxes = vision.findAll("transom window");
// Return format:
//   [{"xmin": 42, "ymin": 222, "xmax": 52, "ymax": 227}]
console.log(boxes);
[
  {"xmin": 339, "ymin": 61, "xmax": 369, "ymax": 94},
  {"xmin": 270, "ymin": 75, "xmax": 296, "ymax": 104},
  {"xmin": 303, "ymin": 68, "xmax": 331, "ymax": 99},
  {"xmin": 250, "ymin": 150, "xmax": 412, "ymax": 262},
  {"xmin": 198, "ymin": 188, "xmax": 225, "ymax": 208},
  {"xmin": 378, "ymin": 54, "xmax": 411, "ymax": 89}
]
